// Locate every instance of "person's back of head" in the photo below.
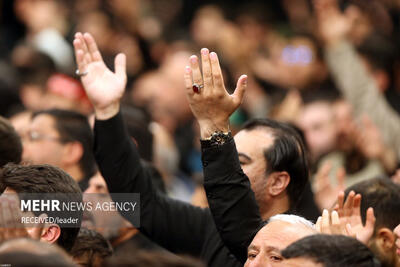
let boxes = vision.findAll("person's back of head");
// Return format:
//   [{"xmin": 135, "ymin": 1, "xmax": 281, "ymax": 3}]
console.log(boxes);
[
  {"xmin": 0, "ymin": 163, "xmax": 82, "ymax": 252},
  {"xmin": 242, "ymin": 118, "xmax": 309, "ymax": 209},
  {"xmin": 70, "ymin": 228, "xmax": 113, "ymax": 267},
  {"xmin": 281, "ymin": 234, "xmax": 381, "ymax": 267},
  {"xmin": 0, "ymin": 116, "xmax": 22, "ymax": 167},
  {"xmin": 103, "ymin": 250, "xmax": 205, "ymax": 267},
  {"xmin": 345, "ymin": 177, "xmax": 400, "ymax": 267}
]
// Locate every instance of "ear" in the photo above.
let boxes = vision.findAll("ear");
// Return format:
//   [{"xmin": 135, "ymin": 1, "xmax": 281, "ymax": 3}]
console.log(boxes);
[
  {"xmin": 266, "ymin": 171, "xmax": 290, "ymax": 197},
  {"xmin": 62, "ymin": 141, "xmax": 83, "ymax": 166},
  {"xmin": 39, "ymin": 224, "xmax": 61, "ymax": 244},
  {"xmin": 375, "ymin": 228, "xmax": 396, "ymax": 252}
]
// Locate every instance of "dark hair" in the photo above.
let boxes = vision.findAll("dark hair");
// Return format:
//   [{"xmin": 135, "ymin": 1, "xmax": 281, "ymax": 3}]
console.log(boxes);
[
  {"xmin": 70, "ymin": 228, "xmax": 113, "ymax": 266},
  {"xmin": 121, "ymin": 105, "xmax": 153, "ymax": 162},
  {"xmin": 345, "ymin": 177, "xmax": 400, "ymax": 233},
  {"xmin": 32, "ymin": 109, "xmax": 97, "ymax": 179},
  {"xmin": 357, "ymin": 32, "xmax": 395, "ymax": 73},
  {"xmin": 0, "ymin": 163, "xmax": 82, "ymax": 251},
  {"xmin": 242, "ymin": 118, "xmax": 309, "ymax": 208},
  {"xmin": 0, "ymin": 116, "xmax": 22, "ymax": 167},
  {"xmin": 281, "ymin": 234, "xmax": 381, "ymax": 267}
]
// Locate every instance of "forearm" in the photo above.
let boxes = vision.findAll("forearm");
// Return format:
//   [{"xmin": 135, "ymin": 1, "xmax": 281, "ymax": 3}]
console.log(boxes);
[
  {"xmin": 325, "ymin": 40, "xmax": 400, "ymax": 158},
  {"xmin": 202, "ymin": 138, "xmax": 263, "ymax": 263}
]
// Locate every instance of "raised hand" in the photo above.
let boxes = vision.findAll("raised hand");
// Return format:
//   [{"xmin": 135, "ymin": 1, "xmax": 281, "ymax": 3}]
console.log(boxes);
[
  {"xmin": 316, "ymin": 209, "xmax": 348, "ymax": 235},
  {"xmin": 336, "ymin": 191, "xmax": 375, "ymax": 244},
  {"xmin": 184, "ymin": 48, "xmax": 247, "ymax": 139},
  {"xmin": 313, "ymin": 0, "xmax": 352, "ymax": 45},
  {"xmin": 313, "ymin": 161, "xmax": 346, "ymax": 210},
  {"xmin": 73, "ymin": 32, "xmax": 127, "ymax": 120}
]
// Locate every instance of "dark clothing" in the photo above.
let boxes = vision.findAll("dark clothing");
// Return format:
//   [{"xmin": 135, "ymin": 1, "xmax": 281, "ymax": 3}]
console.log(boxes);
[
  {"xmin": 202, "ymin": 139, "xmax": 263, "ymax": 264},
  {"xmin": 113, "ymin": 232, "xmax": 163, "ymax": 256},
  {"xmin": 202, "ymin": 138, "xmax": 319, "ymax": 264},
  {"xmin": 94, "ymin": 112, "xmax": 242, "ymax": 267}
]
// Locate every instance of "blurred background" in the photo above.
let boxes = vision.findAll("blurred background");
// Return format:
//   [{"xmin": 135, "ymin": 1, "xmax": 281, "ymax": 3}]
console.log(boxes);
[{"xmin": 1, "ymin": 0, "xmax": 400, "ymax": 210}]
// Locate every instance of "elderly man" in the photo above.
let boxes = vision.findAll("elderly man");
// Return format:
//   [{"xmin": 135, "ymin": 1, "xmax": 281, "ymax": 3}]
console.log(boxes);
[{"xmin": 73, "ymin": 32, "xmax": 316, "ymax": 266}]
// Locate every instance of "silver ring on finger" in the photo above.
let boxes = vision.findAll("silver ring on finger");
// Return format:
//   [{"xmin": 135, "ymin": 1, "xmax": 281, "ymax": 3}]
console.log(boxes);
[{"xmin": 75, "ymin": 69, "xmax": 88, "ymax": 77}]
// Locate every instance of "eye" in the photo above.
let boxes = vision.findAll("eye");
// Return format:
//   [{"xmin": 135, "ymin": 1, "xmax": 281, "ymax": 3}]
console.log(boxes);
[
  {"xmin": 247, "ymin": 252, "xmax": 257, "ymax": 260},
  {"xmin": 270, "ymin": 255, "xmax": 283, "ymax": 262}
]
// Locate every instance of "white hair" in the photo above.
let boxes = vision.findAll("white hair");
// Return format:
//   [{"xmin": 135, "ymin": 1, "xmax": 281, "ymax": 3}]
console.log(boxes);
[{"xmin": 268, "ymin": 214, "xmax": 316, "ymax": 232}]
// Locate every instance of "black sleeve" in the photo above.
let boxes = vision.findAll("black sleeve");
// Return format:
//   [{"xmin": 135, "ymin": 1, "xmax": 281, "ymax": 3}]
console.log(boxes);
[
  {"xmin": 202, "ymin": 138, "xmax": 264, "ymax": 263},
  {"xmin": 93, "ymin": 112, "xmax": 211, "ymax": 256}
]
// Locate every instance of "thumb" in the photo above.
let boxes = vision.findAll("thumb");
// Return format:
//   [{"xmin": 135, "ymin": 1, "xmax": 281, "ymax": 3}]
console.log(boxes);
[
  {"xmin": 114, "ymin": 53, "xmax": 127, "ymax": 81},
  {"xmin": 233, "ymin": 75, "xmax": 247, "ymax": 105}
]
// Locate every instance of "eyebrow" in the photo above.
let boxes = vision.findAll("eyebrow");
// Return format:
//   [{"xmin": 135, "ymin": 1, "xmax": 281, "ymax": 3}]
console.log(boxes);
[
  {"xmin": 248, "ymin": 244, "xmax": 258, "ymax": 252},
  {"xmin": 238, "ymin": 153, "xmax": 252, "ymax": 161}
]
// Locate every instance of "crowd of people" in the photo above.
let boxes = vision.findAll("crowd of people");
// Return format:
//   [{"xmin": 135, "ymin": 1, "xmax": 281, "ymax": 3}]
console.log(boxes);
[{"xmin": 0, "ymin": 0, "xmax": 400, "ymax": 266}]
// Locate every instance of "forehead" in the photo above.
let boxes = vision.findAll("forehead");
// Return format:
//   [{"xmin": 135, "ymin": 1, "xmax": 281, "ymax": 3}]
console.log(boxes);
[
  {"xmin": 297, "ymin": 102, "xmax": 334, "ymax": 125},
  {"xmin": 30, "ymin": 114, "xmax": 57, "ymax": 131},
  {"xmin": 251, "ymin": 221, "xmax": 313, "ymax": 251},
  {"xmin": 234, "ymin": 128, "xmax": 274, "ymax": 155}
]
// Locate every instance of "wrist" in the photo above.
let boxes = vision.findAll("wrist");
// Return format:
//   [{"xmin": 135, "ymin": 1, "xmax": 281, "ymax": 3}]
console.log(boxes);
[
  {"xmin": 199, "ymin": 120, "xmax": 230, "ymax": 139},
  {"xmin": 94, "ymin": 102, "xmax": 120, "ymax": 120}
]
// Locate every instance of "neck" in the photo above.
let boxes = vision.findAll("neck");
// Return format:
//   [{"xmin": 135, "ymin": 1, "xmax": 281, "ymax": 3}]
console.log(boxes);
[
  {"xmin": 260, "ymin": 194, "xmax": 290, "ymax": 221},
  {"xmin": 63, "ymin": 165, "xmax": 84, "ymax": 182}
]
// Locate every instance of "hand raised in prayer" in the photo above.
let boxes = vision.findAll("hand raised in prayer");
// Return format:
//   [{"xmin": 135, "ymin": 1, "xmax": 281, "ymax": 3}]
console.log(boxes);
[
  {"xmin": 184, "ymin": 48, "xmax": 247, "ymax": 139},
  {"xmin": 73, "ymin": 32, "xmax": 127, "ymax": 120}
]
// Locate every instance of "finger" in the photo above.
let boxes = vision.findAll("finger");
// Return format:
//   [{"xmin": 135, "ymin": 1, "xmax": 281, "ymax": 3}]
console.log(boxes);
[
  {"xmin": 344, "ymin": 191, "xmax": 355, "ymax": 218},
  {"xmin": 365, "ymin": 207, "xmax": 376, "ymax": 230},
  {"xmin": 201, "ymin": 48, "xmax": 213, "ymax": 89},
  {"xmin": 209, "ymin": 52, "xmax": 224, "ymax": 89},
  {"xmin": 331, "ymin": 210, "xmax": 342, "ymax": 234},
  {"xmin": 77, "ymin": 32, "xmax": 92, "ymax": 62},
  {"xmin": 184, "ymin": 66, "xmax": 195, "ymax": 97},
  {"xmin": 73, "ymin": 39, "xmax": 87, "ymax": 73},
  {"xmin": 114, "ymin": 53, "xmax": 127, "ymax": 81},
  {"xmin": 353, "ymin": 194, "xmax": 362, "ymax": 218},
  {"xmin": 190, "ymin": 55, "xmax": 203, "ymax": 88},
  {"xmin": 337, "ymin": 191, "xmax": 345, "ymax": 216},
  {"xmin": 315, "ymin": 161, "xmax": 332, "ymax": 190},
  {"xmin": 321, "ymin": 209, "xmax": 331, "ymax": 234},
  {"xmin": 316, "ymin": 216, "xmax": 322, "ymax": 233},
  {"xmin": 83, "ymin": 32, "xmax": 103, "ymax": 62},
  {"xmin": 336, "ymin": 167, "xmax": 346, "ymax": 191},
  {"xmin": 232, "ymin": 75, "xmax": 247, "ymax": 106}
]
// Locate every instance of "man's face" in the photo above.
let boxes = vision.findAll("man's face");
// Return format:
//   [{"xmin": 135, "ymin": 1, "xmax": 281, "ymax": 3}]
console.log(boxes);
[
  {"xmin": 22, "ymin": 114, "xmax": 65, "ymax": 167},
  {"xmin": 234, "ymin": 128, "xmax": 274, "ymax": 206},
  {"xmin": 296, "ymin": 102, "xmax": 337, "ymax": 160},
  {"xmin": 395, "ymin": 224, "xmax": 400, "ymax": 256},
  {"xmin": 244, "ymin": 220, "xmax": 315, "ymax": 267},
  {"xmin": 84, "ymin": 172, "xmax": 109, "ymax": 194}
]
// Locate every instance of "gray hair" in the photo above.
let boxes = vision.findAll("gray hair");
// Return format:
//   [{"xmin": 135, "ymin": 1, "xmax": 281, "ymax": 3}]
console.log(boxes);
[{"xmin": 268, "ymin": 214, "xmax": 316, "ymax": 232}]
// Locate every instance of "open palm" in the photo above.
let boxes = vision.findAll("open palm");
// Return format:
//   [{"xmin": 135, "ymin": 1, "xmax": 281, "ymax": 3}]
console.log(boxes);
[{"xmin": 73, "ymin": 32, "xmax": 127, "ymax": 117}]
